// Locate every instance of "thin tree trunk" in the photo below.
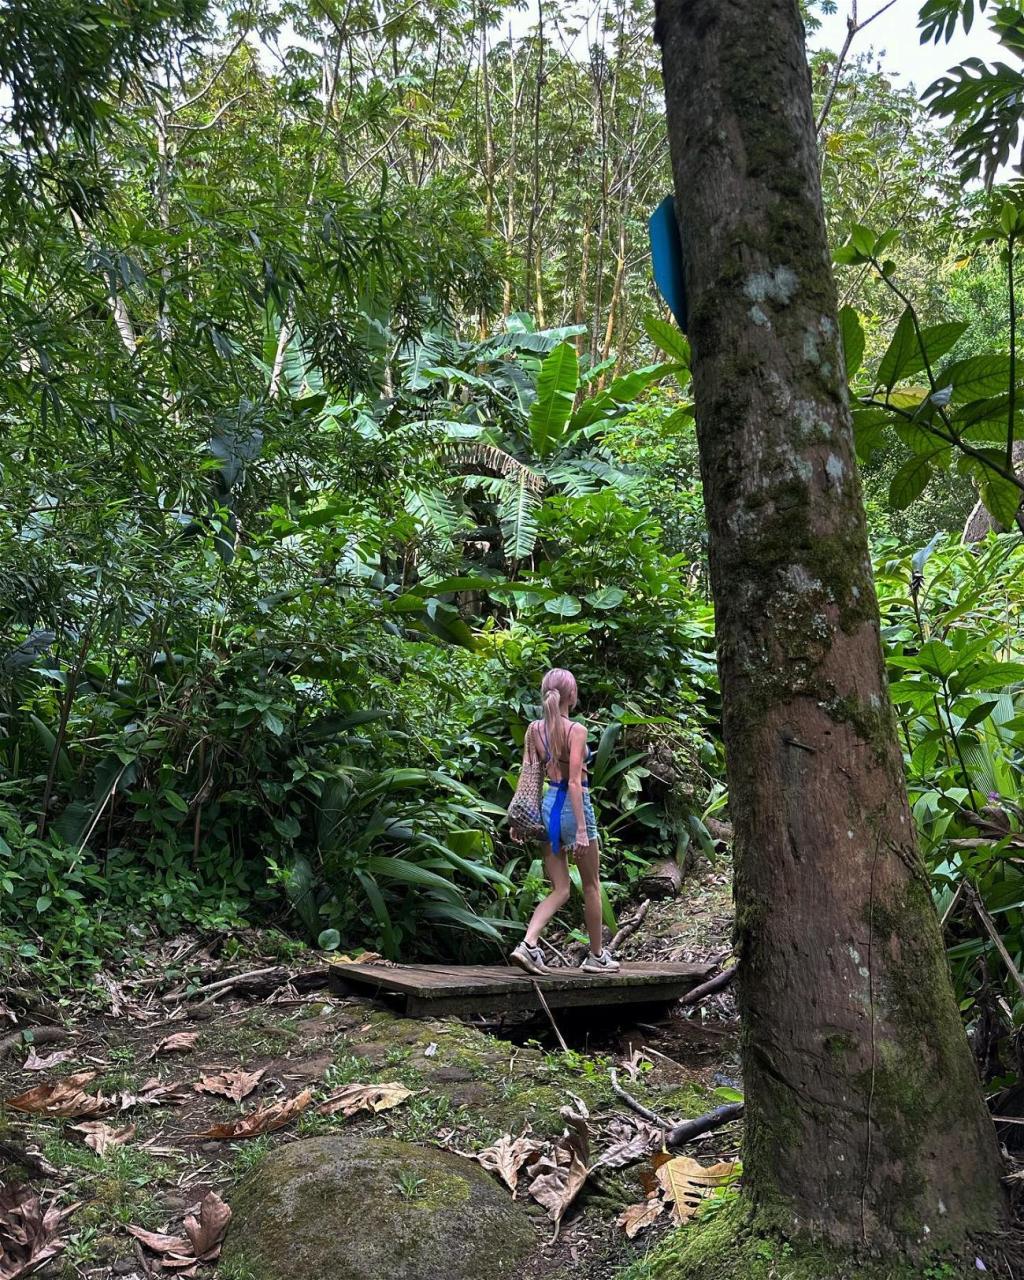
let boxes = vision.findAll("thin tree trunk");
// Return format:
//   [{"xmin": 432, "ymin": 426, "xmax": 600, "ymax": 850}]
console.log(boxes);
[{"xmin": 656, "ymin": 0, "xmax": 1005, "ymax": 1255}]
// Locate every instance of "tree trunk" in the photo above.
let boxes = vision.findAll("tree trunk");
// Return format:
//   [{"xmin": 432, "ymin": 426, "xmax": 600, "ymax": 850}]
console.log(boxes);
[{"xmin": 656, "ymin": 0, "xmax": 1005, "ymax": 1255}]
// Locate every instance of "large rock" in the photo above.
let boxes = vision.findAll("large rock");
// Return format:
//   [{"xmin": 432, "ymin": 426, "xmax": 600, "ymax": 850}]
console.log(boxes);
[{"xmin": 222, "ymin": 1136, "xmax": 537, "ymax": 1280}]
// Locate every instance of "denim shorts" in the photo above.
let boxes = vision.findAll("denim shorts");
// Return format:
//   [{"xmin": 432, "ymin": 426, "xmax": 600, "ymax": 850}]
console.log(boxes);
[{"xmin": 542, "ymin": 783, "xmax": 599, "ymax": 852}]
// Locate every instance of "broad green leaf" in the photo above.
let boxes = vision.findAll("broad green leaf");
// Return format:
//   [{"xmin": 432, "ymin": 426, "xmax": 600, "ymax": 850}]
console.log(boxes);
[
  {"xmin": 544, "ymin": 594, "xmax": 582, "ymax": 618},
  {"xmin": 643, "ymin": 314, "xmax": 690, "ymax": 364},
  {"xmin": 979, "ymin": 470, "xmax": 1022, "ymax": 528},
  {"xmin": 584, "ymin": 586, "xmax": 626, "ymax": 609},
  {"xmin": 916, "ymin": 639, "xmax": 957, "ymax": 678},
  {"xmin": 888, "ymin": 453, "xmax": 935, "ymax": 509},
  {"xmin": 877, "ymin": 311, "xmax": 966, "ymax": 391},
  {"xmin": 839, "ymin": 306, "xmax": 865, "ymax": 380},
  {"xmin": 959, "ymin": 700, "xmax": 1000, "ymax": 730},
  {"xmin": 529, "ymin": 342, "xmax": 579, "ymax": 459},
  {"xmin": 876, "ymin": 309, "xmax": 917, "ymax": 391},
  {"xmin": 851, "ymin": 407, "xmax": 891, "ymax": 461},
  {"xmin": 938, "ymin": 354, "xmax": 1014, "ymax": 402}
]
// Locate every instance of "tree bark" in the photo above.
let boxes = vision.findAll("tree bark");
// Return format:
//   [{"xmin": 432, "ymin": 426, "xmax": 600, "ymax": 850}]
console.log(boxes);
[{"xmin": 656, "ymin": 0, "xmax": 1005, "ymax": 1255}]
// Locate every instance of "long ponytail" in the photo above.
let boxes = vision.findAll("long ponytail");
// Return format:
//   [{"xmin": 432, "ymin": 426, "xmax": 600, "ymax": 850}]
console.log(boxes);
[{"xmin": 540, "ymin": 668, "xmax": 578, "ymax": 761}]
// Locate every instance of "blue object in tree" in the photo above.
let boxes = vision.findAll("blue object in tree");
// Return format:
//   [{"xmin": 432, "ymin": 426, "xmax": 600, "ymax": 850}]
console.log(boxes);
[{"xmin": 649, "ymin": 195, "xmax": 688, "ymax": 333}]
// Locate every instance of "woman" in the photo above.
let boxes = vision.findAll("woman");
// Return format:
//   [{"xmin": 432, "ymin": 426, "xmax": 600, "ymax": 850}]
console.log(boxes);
[{"xmin": 509, "ymin": 668, "xmax": 621, "ymax": 976}]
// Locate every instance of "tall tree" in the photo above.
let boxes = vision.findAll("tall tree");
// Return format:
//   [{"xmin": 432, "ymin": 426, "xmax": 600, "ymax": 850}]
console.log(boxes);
[{"xmin": 655, "ymin": 0, "xmax": 1005, "ymax": 1259}]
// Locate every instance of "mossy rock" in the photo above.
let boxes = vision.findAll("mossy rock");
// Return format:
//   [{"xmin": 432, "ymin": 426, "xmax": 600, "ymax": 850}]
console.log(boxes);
[
  {"xmin": 222, "ymin": 1136, "xmax": 537, "ymax": 1280},
  {"xmin": 615, "ymin": 1200, "xmax": 979, "ymax": 1280}
]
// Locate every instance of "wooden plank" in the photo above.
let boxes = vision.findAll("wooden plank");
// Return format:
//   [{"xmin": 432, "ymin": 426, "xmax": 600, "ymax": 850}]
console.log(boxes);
[
  {"xmin": 328, "ymin": 961, "xmax": 715, "ymax": 1017},
  {"xmin": 405, "ymin": 977, "xmax": 704, "ymax": 1019}
]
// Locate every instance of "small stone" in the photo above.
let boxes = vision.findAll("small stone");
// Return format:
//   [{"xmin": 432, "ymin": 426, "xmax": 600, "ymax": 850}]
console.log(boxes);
[{"xmin": 432, "ymin": 1066, "xmax": 474, "ymax": 1082}]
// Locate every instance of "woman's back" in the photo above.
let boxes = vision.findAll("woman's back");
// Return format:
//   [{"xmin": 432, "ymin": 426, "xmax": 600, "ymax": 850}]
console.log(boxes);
[{"xmin": 530, "ymin": 716, "xmax": 590, "ymax": 782}]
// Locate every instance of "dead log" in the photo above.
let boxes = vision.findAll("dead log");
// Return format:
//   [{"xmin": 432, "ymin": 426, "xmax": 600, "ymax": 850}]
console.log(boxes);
[
  {"xmin": 0, "ymin": 1025, "xmax": 73, "ymax": 1059},
  {"xmin": 705, "ymin": 817, "xmax": 733, "ymax": 844},
  {"xmin": 638, "ymin": 859, "xmax": 683, "ymax": 899}
]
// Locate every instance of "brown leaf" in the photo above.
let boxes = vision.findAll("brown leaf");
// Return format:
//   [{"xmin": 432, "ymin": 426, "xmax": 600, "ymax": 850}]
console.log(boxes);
[
  {"xmin": 526, "ymin": 1103, "xmax": 591, "ymax": 1229},
  {"xmin": 472, "ymin": 1132, "xmax": 543, "ymax": 1195},
  {"xmin": 127, "ymin": 1226, "xmax": 190, "ymax": 1254},
  {"xmin": 193, "ymin": 1068, "xmax": 265, "ymax": 1104},
  {"xmin": 196, "ymin": 1088, "xmax": 313, "ymax": 1140},
  {"xmin": 182, "ymin": 1192, "xmax": 231, "ymax": 1261},
  {"xmin": 21, "ymin": 1049, "xmax": 74, "ymax": 1072},
  {"xmin": 6, "ymin": 1072, "xmax": 109, "ymax": 1119},
  {"xmin": 617, "ymin": 1195, "xmax": 666, "ymax": 1239},
  {"xmin": 592, "ymin": 1116, "xmax": 663, "ymax": 1171},
  {"xmin": 316, "ymin": 1082, "xmax": 411, "ymax": 1118},
  {"xmin": 69, "ymin": 1121, "xmax": 136, "ymax": 1157},
  {"xmin": 653, "ymin": 1155, "xmax": 740, "ymax": 1224},
  {"xmin": 117, "ymin": 1078, "xmax": 190, "ymax": 1110},
  {"xmin": 150, "ymin": 1033, "xmax": 199, "ymax": 1059},
  {"xmin": 0, "ymin": 1188, "xmax": 75, "ymax": 1280}
]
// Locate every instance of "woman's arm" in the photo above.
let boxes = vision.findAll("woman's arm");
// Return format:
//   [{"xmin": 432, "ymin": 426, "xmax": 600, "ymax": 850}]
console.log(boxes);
[{"xmin": 567, "ymin": 723, "xmax": 589, "ymax": 847}]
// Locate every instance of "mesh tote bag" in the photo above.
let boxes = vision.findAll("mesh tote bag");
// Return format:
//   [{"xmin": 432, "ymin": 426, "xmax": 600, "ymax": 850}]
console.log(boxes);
[{"xmin": 506, "ymin": 723, "xmax": 547, "ymax": 841}]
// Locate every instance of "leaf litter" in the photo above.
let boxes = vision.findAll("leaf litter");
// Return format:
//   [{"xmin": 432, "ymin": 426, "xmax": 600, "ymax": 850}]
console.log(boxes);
[
  {"xmin": 193, "ymin": 1067, "xmax": 265, "ymax": 1103},
  {"xmin": 129, "ymin": 1191, "xmax": 231, "ymax": 1274},
  {"xmin": 195, "ymin": 1088, "xmax": 314, "ymax": 1140},
  {"xmin": 0, "ymin": 1188, "xmax": 78, "ymax": 1280}
]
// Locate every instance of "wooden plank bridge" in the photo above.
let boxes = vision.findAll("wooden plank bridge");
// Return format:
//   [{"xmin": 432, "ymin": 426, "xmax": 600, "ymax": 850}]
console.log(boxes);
[{"xmin": 327, "ymin": 959, "xmax": 714, "ymax": 1018}]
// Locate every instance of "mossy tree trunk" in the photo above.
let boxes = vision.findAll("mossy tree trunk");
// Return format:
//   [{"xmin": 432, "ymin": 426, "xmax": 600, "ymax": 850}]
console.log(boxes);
[{"xmin": 655, "ymin": 0, "xmax": 1006, "ymax": 1254}]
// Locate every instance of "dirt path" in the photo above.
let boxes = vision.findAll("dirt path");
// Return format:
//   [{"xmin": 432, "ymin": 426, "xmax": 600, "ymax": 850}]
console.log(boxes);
[{"xmin": 0, "ymin": 871, "xmax": 737, "ymax": 1280}]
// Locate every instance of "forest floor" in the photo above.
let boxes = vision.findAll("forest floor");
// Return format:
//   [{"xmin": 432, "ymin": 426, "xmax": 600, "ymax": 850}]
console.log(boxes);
[{"xmin": 0, "ymin": 867, "xmax": 736, "ymax": 1280}]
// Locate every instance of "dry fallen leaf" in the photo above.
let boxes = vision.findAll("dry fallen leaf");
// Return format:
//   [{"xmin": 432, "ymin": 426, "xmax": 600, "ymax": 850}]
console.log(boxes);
[
  {"xmin": 0, "ymin": 1187, "xmax": 76, "ymax": 1280},
  {"xmin": 592, "ymin": 1115, "xmax": 663, "ymax": 1171},
  {"xmin": 196, "ymin": 1089, "xmax": 313, "ymax": 1140},
  {"xmin": 328, "ymin": 951, "xmax": 384, "ymax": 965},
  {"xmin": 150, "ymin": 1032, "xmax": 199, "ymax": 1059},
  {"xmin": 193, "ymin": 1068, "xmax": 265, "ymax": 1104},
  {"xmin": 654, "ymin": 1154, "xmax": 740, "ymax": 1224},
  {"xmin": 6, "ymin": 1072, "xmax": 108, "ymax": 1119},
  {"xmin": 128, "ymin": 1191, "xmax": 231, "ymax": 1274},
  {"xmin": 472, "ymin": 1132, "xmax": 543, "ymax": 1196},
  {"xmin": 183, "ymin": 1191, "xmax": 232, "ymax": 1261},
  {"xmin": 69, "ymin": 1122, "xmax": 136, "ymax": 1157},
  {"xmin": 316, "ymin": 1082, "xmax": 411, "ymax": 1118},
  {"xmin": 117, "ymin": 1078, "xmax": 190, "ymax": 1110},
  {"xmin": 617, "ymin": 1195, "xmax": 666, "ymax": 1239},
  {"xmin": 21, "ymin": 1049, "xmax": 74, "ymax": 1072},
  {"xmin": 526, "ymin": 1102, "xmax": 591, "ymax": 1235}
]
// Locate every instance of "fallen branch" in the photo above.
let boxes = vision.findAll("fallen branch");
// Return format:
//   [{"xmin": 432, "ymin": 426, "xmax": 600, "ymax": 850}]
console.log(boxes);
[
  {"xmin": 165, "ymin": 966, "xmax": 290, "ymax": 1004},
  {"xmin": 969, "ymin": 884, "xmax": 1024, "ymax": 1003},
  {"xmin": 609, "ymin": 899, "xmax": 652, "ymax": 953},
  {"xmin": 0, "ymin": 1138, "xmax": 59, "ymax": 1178},
  {"xmin": 609, "ymin": 1067, "xmax": 670, "ymax": 1130},
  {"xmin": 678, "ymin": 966, "xmax": 736, "ymax": 1007},
  {"xmin": 531, "ymin": 981, "xmax": 569, "ymax": 1053},
  {"xmin": 666, "ymin": 1103, "xmax": 744, "ymax": 1148},
  {"xmin": 0, "ymin": 1026, "xmax": 73, "ymax": 1059}
]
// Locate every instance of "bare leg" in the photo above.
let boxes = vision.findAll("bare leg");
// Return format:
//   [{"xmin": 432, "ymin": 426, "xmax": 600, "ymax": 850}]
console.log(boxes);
[
  {"xmin": 573, "ymin": 840, "xmax": 604, "ymax": 956},
  {"xmin": 524, "ymin": 846, "xmax": 571, "ymax": 946}
]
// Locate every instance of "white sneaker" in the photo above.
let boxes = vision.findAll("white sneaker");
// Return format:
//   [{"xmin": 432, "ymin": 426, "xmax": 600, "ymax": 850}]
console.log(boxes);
[
  {"xmin": 581, "ymin": 948, "xmax": 621, "ymax": 974},
  {"xmin": 511, "ymin": 942, "xmax": 548, "ymax": 975}
]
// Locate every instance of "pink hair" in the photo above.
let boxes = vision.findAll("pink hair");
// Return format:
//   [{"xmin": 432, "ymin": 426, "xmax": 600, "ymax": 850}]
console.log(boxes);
[{"xmin": 541, "ymin": 668, "xmax": 578, "ymax": 763}]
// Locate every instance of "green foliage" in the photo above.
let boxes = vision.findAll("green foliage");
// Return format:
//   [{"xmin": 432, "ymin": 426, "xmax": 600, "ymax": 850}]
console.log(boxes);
[{"xmin": 876, "ymin": 533, "xmax": 1024, "ymax": 1082}]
